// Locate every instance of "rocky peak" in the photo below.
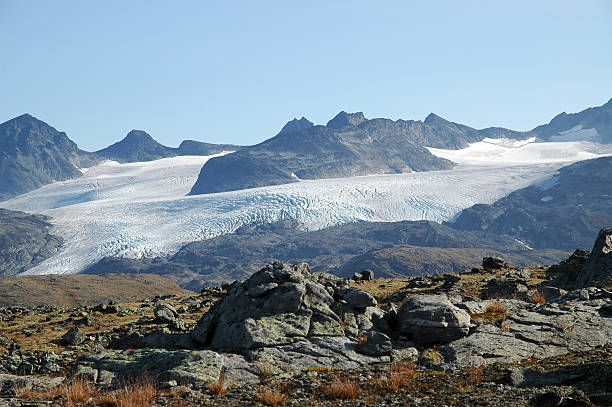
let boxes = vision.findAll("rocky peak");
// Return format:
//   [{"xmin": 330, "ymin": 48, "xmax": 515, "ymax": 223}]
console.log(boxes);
[
  {"xmin": 326, "ymin": 111, "xmax": 367, "ymax": 128},
  {"xmin": 121, "ymin": 130, "xmax": 156, "ymax": 145},
  {"xmin": 424, "ymin": 113, "xmax": 450, "ymax": 126},
  {"xmin": 277, "ymin": 117, "xmax": 314, "ymax": 135}
]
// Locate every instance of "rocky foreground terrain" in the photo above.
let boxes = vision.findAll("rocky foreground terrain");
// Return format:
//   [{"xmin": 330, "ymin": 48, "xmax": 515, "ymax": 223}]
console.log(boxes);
[{"xmin": 0, "ymin": 229, "xmax": 611, "ymax": 406}]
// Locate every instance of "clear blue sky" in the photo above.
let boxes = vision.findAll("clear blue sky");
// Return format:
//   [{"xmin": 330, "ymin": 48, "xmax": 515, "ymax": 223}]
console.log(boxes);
[{"xmin": 1, "ymin": 1, "xmax": 611, "ymax": 151}]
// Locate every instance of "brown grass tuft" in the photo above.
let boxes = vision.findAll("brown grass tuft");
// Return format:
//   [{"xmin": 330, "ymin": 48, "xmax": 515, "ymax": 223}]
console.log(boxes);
[
  {"xmin": 486, "ymin": 302, "xmax": 508, "ymax": 314},
  {"xmin": 321, "ymin": 379, "xmax": 360, "ymax": 400},
  {"xmin": 500, "ymin": 319, "xmax": 510, "ymax": 332},
  {"xmin": 529, "ymin": 291, "xmax": 546, "ymax": 304},
  {"xmin": 256, "ymin": 387, "xmax": 288, "ymax": 406},
  {"xmin": 378, "ymin": 362, "xmax": 416, "ymax": 392},
  {"xmin": 19, "ymin": 377, "xmax": 99, "ymax": 407},
  {"xmin": 95, "ymin": 376, "xmax": 158, "ymax": 407},
  {"xmin": 254, "ymin": 360, "xmax": 275, "ymax": 381},
  {"xmin": 206, "ymin": 367, "xmax": 227, "ymax": 396},
  {"xmin": 468, "ymin": 365, "xmax": 484, "ymax": 383}
]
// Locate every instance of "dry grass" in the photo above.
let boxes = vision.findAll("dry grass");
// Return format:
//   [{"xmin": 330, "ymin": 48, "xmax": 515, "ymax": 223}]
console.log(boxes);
[
  {"xmin": 500, "ymin": 319, "xmax": 510, "ymax": 332},
  {"xmin": 206, "ymin": 367, "xmax": 227, "ymax": 396},
  {"xmin": 485, "ymin": 302, "xmax": 508, "ymax": 314},
  {"xmin": 254, "ymin": 360, "xmax": 275, "ymax": 381},
  {"xmin": 379, "ymin": 362, "xmax": 416, "ymax": 392},
  {"xmin": 321, "ymin": 379, "xmax": 360, "ymax": 400},
  {"xmin": 95, "ymin": 376, "xmax": 158, "ymax": 407},
  {"xmin": 18, "ymin": 377, "xmax": 99, "ymax": 407},
  {"xmin": 529, "ymin": 291, "xmax": 546, "ymax": 304},
  {"xmin": 256, "ymin": 387, "xmax": 288, "ymax": 406},
  {"xmin": 467, "ymin": 365, "xmax": 484, "ymax": 383}
]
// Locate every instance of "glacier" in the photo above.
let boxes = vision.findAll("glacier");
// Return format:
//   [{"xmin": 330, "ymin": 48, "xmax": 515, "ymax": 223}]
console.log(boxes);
[{"xmin": 2, "ymin": 139, "xmax": 612, "ymax": 276}]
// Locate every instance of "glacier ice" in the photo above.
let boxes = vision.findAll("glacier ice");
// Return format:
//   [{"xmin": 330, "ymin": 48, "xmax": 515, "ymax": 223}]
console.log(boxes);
[{"xmin": 1, "ymin": 140, "xmax": 611, "ymax": 276}]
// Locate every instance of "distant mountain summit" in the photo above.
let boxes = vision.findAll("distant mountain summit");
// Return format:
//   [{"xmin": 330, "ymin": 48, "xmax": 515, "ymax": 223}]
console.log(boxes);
[
  {"xmin": 326, "ymin": 111, "xmax": 367, "ymax": 128},
  {"xmin": 0, "ymin": 114, "xmax": 242, "ymax": 201},
  {"xmin": 0, "ymin": 114, "xmax": 96, "ymax": 201},
  {"xmin": 95, "ymin": 130, "xmax": 178, "ymax": 163},
  {"xmin": 278, "ymin": 117, "xmax": 314, "ymax": 135},
  {"xmin": 188, "ymin": 110, "xmax": 530, "ymax": 195}
]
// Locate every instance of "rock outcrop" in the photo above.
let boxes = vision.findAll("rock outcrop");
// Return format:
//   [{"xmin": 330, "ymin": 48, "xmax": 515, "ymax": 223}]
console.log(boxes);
[
  {"xmin": 191, "ymin": 261, "xmax": 387, "ymax": 355},
  {"xmin": 548, "ymin": 228, "xmax": 612, "ymax": 289},
  {"xmin": 441, "ymin": 287, "xmax": 612, "ymax": 370},
  {"xmin": 396, "ymin": 294, "xmax": 472, "ymax": 344}
]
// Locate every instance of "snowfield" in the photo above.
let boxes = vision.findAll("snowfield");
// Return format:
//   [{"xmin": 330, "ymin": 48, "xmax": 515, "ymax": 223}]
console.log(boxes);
[{"xmin": 2, "ymin": 138, "xmax": 612, "ymax": 276}]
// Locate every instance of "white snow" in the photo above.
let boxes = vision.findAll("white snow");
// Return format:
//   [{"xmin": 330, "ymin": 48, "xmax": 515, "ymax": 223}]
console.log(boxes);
[
  {"xmin": 2, "ymin": 139, "xmax": 612, "ymax": 276},
  {"xmin": 427, "ymin": 137, "xmax": 612, "ymax": 165},
  {"xmin": 540, "ymin": 196, "xmax": 554, "ymax": 202}
]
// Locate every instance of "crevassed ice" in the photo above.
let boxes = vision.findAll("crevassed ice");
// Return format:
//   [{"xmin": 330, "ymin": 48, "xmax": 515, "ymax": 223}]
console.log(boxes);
[{"xmin": 1, "ymin": 140, "xmax": 611, "ymax": 276}]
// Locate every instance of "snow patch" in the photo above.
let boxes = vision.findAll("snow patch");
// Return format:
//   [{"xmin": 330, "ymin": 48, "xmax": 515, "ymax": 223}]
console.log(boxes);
[
  {"xmin": 428, "ymin": 139, "xmax": 612, "ymax": 166},
  {"xmin": 540, "ymin": 196, "xmax": 554, "ymax": 202},
  {"xmin": 550, "ymin": 127, "xmax": 600, "ymax": 142}
]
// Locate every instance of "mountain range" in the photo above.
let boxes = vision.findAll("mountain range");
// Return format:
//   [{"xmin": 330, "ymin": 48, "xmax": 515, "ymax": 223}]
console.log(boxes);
[
  {"xmin": 0, "ymin": 114, "xmax": 241, "ymax": 201},
  {"xmin": 189, "ymin": 98, "xmax": 612, "ymax": 194},
  {"xmin": 0, "ymin": 98, "xmax": 611, "ymax": 287}
]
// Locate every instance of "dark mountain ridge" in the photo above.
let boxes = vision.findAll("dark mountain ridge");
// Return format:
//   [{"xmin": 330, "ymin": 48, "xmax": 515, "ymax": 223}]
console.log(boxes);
[
  {"xmin": 0, "ymin": 208, "xmax": 64, "ymax": 275},
  {"xmin": 189, "ymin": 97, "xmax": 612, "ymax": 195},
  {"xmin": 0, "ymin": 114, "xmax": 97, "ymax": 201},
  {"xmin": 449, "ymin": 155, "xmax": 612, "ymax": 250},
  {"xmin": 95, "ymin": 130, "xmax": 242, "ymax": 163},
  {"xmin": 188, "ymin": 111, "xmax": 532, "ymax": 195},
  {"xmin": 84, "ymin": 219, "xmax": 568, "ymax": 290},
  {"xmin": 0, "ymin": 114, "xmax": 242, "ymax": 201}
]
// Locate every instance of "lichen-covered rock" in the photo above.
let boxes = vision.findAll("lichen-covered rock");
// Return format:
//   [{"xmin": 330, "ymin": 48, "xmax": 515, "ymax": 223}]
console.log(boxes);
[
  {"xmin": 73, "ymin": 349, "xmax": 257, "ymax": 387},
  {"xmin": 154, "ymin": 302, "xmax": 178, "ymax": 324},
  {"xmin": 61, "ymin": 327, "xmax": 85, "ymax": 346},
  {"xmin": 441, "ymin": 292, "xmax": 612, "ymax": 370},
  {"xmin": 396, "ymin": 294, "xmax": 471, "ymax": 344},
  {"xmin": 191, "ymin": 262, "xmax": 382, "ymax": 352},
  {"xmin": 482, "ymin": 278, "xmax": 528, "ymax": 300}
]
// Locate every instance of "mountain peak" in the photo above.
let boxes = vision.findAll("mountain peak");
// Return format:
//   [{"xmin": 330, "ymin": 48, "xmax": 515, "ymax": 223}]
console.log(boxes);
[
  {"xmin": 278, "ymin": 117, "xmax": 314, "ymax": 135},
  {"xmin": 326, "ymin": 111, "xmax": 367, "ymax": 129},
  {"xmin": 123, "ymin": 130, "xmax": 155, "ymax": 143},
  {"xmin": 424, "ymin": 113, "xmax": 450, "ymax": 126}
]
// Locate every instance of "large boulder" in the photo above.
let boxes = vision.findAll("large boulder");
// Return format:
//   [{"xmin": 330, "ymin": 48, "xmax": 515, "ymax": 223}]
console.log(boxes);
[
  {"xmin": 549, "ymin": 228, "xmax": 612, "ymax": 289},
  {"xmin": 396, "ymin": 294, "xmax": 472, "ymax": 344},
  {"xmin": 482, "ymin": 256, "xmax": 506, "ymax": 271},
  {"xmin": 191, "ymin": 261, "xmax": 384, "ymax": 353}
]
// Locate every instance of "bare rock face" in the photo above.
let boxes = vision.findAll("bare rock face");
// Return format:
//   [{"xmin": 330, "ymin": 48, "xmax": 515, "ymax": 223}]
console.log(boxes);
[
  {"xmin": 577, "ymin": 228, "xmax": 612, "ymax": 288},
  {"xmin": 396, "ymin": 294, "xmax": 472, "ymax": 344},
  {"xmin": 551, "ymin": 228, "xmax": 612, "ymax": 289},
  {"xmin": 191, "ymin": 261, "xmax": 387, "ymax": 355}
]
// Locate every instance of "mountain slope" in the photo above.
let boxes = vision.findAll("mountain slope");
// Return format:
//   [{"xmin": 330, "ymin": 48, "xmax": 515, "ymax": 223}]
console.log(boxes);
[
  {"xmin": 0, "ymin": 114, "xmax": 96, "ymax": 201},
  {"xmin": 188, "ymin": 111, "xmax": 531, "ymax": 195},
  {"xmin": 0, "ymin": 208, "xmax": 63, "ymax": 275},
  {"xmin": 0, "ymin": 274, "xmax": 190, "ymax": 307},
  {"xmin": 532, "ymin": 97, "xmax": 612, "ymax": 143},
  {"xmin": 336, "ymin": 245, "xmax": 568, "ymax": 279},
  {"xmin": 94, "ymin": 130, "xmax": 178, "ymax": 163},
  {"xmin": 84, "ymin": 220, "xmax": 568, "ymax": 290},
  {"xmin": 450, "ymin": 156, "xmax": 612, "ymax": 250},
  {"xmin": 95, "ymin": 130, "xmax": 242, "ymax": 163}
]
